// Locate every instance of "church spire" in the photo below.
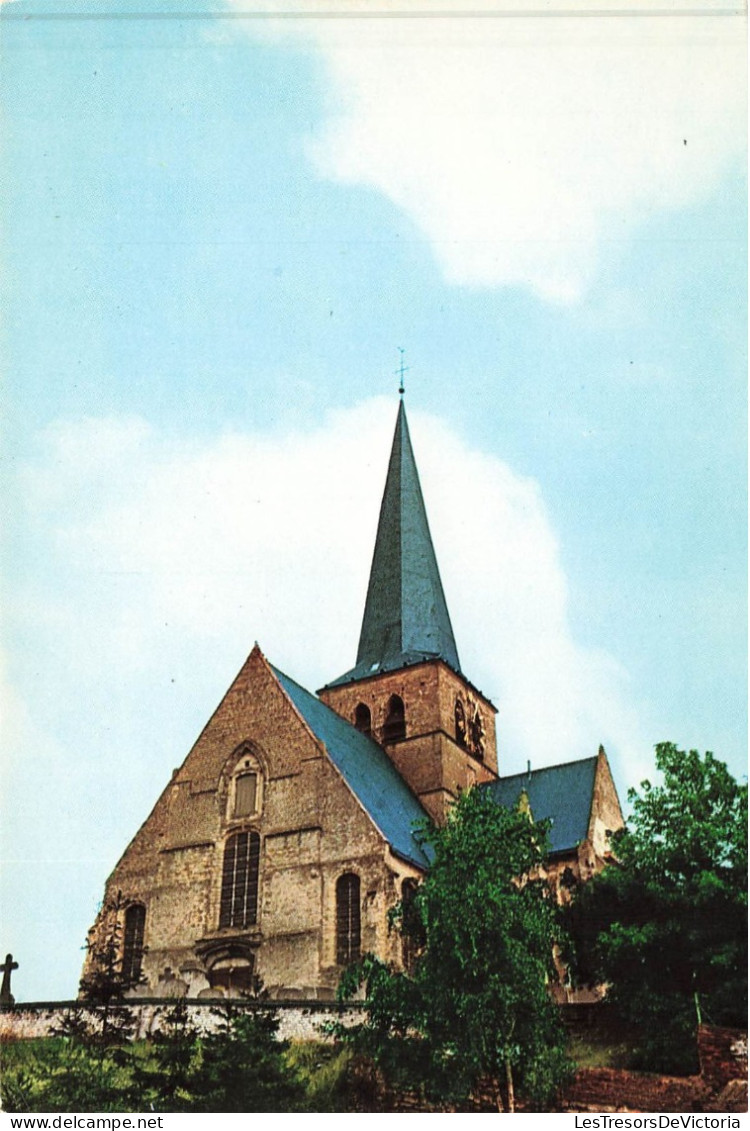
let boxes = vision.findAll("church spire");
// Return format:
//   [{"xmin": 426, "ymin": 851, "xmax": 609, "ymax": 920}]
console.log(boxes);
[{"xmin": 326, "ymin": 401, "xmax": 461, "ymax": 687}]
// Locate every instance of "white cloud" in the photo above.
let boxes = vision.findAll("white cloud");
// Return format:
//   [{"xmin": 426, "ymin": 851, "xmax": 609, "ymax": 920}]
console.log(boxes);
[
  {"xmin": 16, "ymin": 400, "xmax": 652, "ymax": 783},
  {"xmin": 234, "ymin": 3, "xmax": 745, "ymax": 302}
]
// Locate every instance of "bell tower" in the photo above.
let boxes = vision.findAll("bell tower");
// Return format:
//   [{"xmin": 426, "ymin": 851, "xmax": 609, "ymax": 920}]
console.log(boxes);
[{"xmin": 319, "ymin": 400, "xmax": 497, "ymax": 822}]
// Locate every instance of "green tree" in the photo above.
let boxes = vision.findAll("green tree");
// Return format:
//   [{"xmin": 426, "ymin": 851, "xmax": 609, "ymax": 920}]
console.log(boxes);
[
  {"xmin": 127, "ymin": 999, "xmax": 199, "ymax": 1112},
  {"xmin": 185, "ymin": 1006, "xmax": 306, "ymax": 1112},
  {"xmin": 55, "ymin": 890, "xmax": 143, "ymax": 1055},
  {"xmin": 566, "ymin": 742, "xmax": 747, "ymax": 1074},
  {"xmin": 0, "ymin": 1039, "xmax": 128, "ymax": 1113},
  {"xmin": 339, "ymin": 788, "xmax": 572, "ymax": 1112},
  {"xmin": 10, "ymin": 891, "xmax": 148, "ymax": 1112}
]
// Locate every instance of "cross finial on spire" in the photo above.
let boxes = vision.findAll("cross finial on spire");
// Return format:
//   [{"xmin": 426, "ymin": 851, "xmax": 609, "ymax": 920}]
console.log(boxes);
[{"xmin": 396, "ymin": 348, "xmax": 409, "ymax": 397}]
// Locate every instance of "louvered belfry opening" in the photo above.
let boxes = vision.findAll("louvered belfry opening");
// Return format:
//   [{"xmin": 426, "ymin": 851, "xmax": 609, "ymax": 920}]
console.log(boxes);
[
  {"xmin": 219, "ymin": 830, "xmax": 260, "ymax": 929},
  {"xmin": 354, "ymin": 702, "xmax": 372, "ymax": 736},
  {"xmin": 336, "ymin": 872, "xmax": 361, "ymax": 965},
  {"xmin": 383, "ymin": 694, "xmax": 406, "ymax": 743},
  {"xmin": 122, "ymin": 903, "xmax": 146, "ymax": 983}
]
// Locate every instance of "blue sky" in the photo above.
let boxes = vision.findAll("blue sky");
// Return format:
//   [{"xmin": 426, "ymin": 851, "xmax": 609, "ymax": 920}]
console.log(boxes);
[{"xmin": 2, "ymin": 0, "xmax": 746, "ymax": 1002}]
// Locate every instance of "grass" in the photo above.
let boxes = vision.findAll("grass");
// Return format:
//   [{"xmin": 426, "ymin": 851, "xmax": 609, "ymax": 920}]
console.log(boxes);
[
  {"xmin": 285, "ymin": 1040, "xmax": 354, "ymax": 1110},
  {"xmin": 567, "ymin": 1031, "xmax": 640, "ymax": 1071}
]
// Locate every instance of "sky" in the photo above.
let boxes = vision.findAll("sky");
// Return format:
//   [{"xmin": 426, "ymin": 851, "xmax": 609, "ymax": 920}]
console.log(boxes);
[{"xmin": 1, "ymin": 0, "xmax": 746, "ymax": 1003}]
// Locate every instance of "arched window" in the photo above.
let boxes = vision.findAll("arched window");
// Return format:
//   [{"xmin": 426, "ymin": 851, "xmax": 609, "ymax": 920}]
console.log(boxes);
[
  {"xmin": 354, "ymin": 703, "xmax": 372, "ymax": 737},
  {"xmin": 220, "ymin": 831, "xmax": 261, "ymax": 929},
  {"xmin": 455, "ymin": 697, "xmax": 467, "ymax": 747},
  {"xmin": 234, "ymin": 772, "xmax": 258, "ymax": 817},
  {"xmin": 207, "ymin": 949, "xmax": 257, "ymax": 996},
  {"xmin": 336, "ymin": 873, "xmax": 361, "ymax": 965},
  {"xmin": 228, "ymin": 750, "xmax": 262, "ymax": 820},
  {"xmin": 470, "ymin": 707, "xmax": 486, "ymax": 761},
  {"xmin": 383, "ymin": 694, "xmax": 406, "ymax": 743},
  {"xmin": 122, "ymin": 903, "xmax": 146, "ymax": 984},
  {"xmin": 400, "ymin": 879, "xmax": 423, "ymax": 974}
]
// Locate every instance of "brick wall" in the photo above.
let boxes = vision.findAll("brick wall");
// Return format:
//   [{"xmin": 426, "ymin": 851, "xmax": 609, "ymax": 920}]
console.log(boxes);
[
  {"xmin": 698, "ymin": 1024, "xmax": 748, "ymax": 1091},
  {"xmin": 564, "ymin": 1026, "xmax": 747, "ymax": 1114},
  {"xmin": 320, "ymin": 660, "xmax": 497, "ymax": 823}
]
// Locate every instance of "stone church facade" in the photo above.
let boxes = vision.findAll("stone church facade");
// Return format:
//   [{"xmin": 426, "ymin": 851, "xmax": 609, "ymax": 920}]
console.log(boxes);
[{"xmin": 84, "ymin": 400, "xmax": 623, "ymax": 1001}]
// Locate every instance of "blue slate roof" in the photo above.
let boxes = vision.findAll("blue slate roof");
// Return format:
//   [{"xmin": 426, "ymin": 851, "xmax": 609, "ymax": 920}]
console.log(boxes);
[
  {"xmin": 271, "ymin": 664, "xmax": 433, "ymax": 870},
  {"xmin": 481, "ymin": 757, "xmax": 598, "ymax": 855},
  {"xmin": 325, "ymin": 402, "xmax": 461, "ymax": 688}
]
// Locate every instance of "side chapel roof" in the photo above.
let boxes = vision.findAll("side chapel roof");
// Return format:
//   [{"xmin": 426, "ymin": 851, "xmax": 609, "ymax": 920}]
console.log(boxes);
[
  {"xmin": 480, "ymin": 756, "xmax": 599, "ymax": 855},
  {"xmin": 324, "ymin": 401, "xmax": 461, "ymax": 688},
  {"xmin": 271, "ymin": 663, "xmax": 433, "ymax": 870}
]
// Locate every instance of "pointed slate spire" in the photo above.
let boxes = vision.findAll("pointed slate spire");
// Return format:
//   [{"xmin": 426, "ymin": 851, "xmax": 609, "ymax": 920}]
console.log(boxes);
[{"xmin": 326, "ymin": 402, "xmax": 461, "ymax": 687}]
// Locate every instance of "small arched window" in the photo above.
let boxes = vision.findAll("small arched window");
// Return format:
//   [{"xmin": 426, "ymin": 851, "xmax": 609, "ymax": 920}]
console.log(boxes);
[
  {"xmin": 234, "ymin": 772, "xmax": 258, "ymax": 817},
  {"xmin": 354, "ymin": 703, "xmax": 372, "ymax": 737},
  {"xmin": 336, "ymin": 873, "xmax": 361, "ymax": 966},
  {"xmin": 383, "ymin": 694, "xmax": 406, "ymax": 743},
  {"xmin": 122, "ymin": 903, "xmax": 146, "ymax": 984},
  {"xmin": 220, "ymin": 831, "xmax": 261, "ymax": 929},
  {"xmin": 228, "ymin": 750, "xmax": 262, "ymax": 820}
]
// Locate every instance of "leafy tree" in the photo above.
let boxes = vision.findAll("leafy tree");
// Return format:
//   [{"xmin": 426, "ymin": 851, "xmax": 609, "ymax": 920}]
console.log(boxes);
[
  {"xmin": 0, "ymin": 1039, "xmax": 128, "ymax": 1113},
  {"xmin": 284, "ymin": 1041, "xmax": 354, "ymax": 1112},
  {"xmin": 185, "ymin": 1006, "xmax": 306, "ymax": 1112},
  {"xmin": 338, "ymin": 787, "xmax": 573, "ymax": 1112},
  {"xmin": 127, "ymin": 999, "xmax": 199, "ymax": 1112},
  {"xmin": 566, "ymin": 742, "xmax": 747, "ymax": 1074}
]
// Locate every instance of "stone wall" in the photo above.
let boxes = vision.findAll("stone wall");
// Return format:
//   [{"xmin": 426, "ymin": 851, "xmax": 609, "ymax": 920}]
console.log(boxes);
[{"xmin": 0, "ymin": 1000, "xmax": 366, "ymax": 1045}]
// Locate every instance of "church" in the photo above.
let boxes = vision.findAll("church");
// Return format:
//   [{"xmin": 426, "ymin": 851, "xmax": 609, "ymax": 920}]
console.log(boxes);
[{"xmin": 84, "ymin": 399, "xmax": 624, "ymax": 1001}]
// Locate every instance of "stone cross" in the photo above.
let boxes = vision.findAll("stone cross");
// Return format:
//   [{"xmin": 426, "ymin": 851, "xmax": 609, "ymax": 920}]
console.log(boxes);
[{"xmin": 0, "ymin": 953, "xmax": 18, "ymax": 1006}]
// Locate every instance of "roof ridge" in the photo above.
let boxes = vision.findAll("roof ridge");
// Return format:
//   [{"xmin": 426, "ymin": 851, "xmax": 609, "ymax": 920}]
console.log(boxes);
[{"xmin": 493, "ymin": 753, "xmax": 600, "ymax": 782}]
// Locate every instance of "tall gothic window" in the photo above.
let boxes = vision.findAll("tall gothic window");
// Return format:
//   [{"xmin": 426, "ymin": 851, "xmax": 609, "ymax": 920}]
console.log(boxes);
[
  {"xmin": 383, "ymin": 694, "xmax": 406, "ymax": 743},
  {"xmin": 336, "ymin": 873, "xmax": 361, "ymax": 965},
  {"xmin": 220, "ymin": 831, "xmax": 261, "ymax": 929},
  {"xmin": 354, "ymin": 703, "xmax": 372, "ymax": 736},
  {"xmin": 122, "ymin": 903, "xmax": 146, "ymax": 984}
]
